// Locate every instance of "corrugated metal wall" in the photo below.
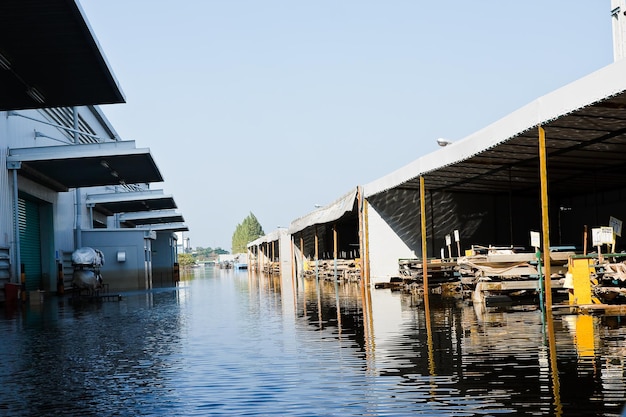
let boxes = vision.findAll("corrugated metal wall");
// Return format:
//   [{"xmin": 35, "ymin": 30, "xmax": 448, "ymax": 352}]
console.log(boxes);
[{"xmin": 18, "ymin": 197, "xmax": 42, "ymax": 291}]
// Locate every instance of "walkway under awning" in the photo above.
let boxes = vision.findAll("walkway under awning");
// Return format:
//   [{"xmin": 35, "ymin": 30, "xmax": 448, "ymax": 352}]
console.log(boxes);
[
  {"xmin": 0, "ymin": 0, "xmax": 125, "ymax": 110},
  {"xmin": 86, "ymin": 190, "xmax": 177, "ymax": 216},
  {"xmin": 7, "ymin": 141, "xmax": 163, "ymax": 192}
]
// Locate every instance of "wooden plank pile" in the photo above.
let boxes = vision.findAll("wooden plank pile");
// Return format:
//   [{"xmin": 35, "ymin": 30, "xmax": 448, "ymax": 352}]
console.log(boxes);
[{"xmin": 303, "ymin": 259, "xmax": 361, "ymax": 281}]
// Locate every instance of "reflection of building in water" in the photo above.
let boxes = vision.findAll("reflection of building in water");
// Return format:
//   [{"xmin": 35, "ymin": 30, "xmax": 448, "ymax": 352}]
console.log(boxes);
[
  {"xmin": 365, "ymin": 285, "xmax": 626, "ymax": 415},
  {"xmin": 295, "ymin": 279, "xmax": 367, "ymax": 351},
  {"xmin": 599, "ymin": 315, "xmax": 626, "ymax": 406},
  {"xmin": 274, "ymin": 273, "xmax": 626, "ymax": 415}
]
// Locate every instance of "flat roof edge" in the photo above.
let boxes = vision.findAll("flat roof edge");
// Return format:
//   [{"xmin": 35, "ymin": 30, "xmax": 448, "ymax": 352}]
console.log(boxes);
[{"xmin": 363, "ymin": 59, "xmax": 626, "ymax": 198}]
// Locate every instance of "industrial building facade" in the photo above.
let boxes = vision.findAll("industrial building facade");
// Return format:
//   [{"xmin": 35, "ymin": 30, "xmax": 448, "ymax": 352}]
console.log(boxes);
[{"xmin": 0, "ymin": 1, "xmax": 187, "ymax": 298}]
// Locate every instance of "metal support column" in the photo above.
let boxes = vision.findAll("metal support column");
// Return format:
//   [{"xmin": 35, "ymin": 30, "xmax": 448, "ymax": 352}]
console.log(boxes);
[
  {"xmin": 10, "ymin": 165, "xmax": 21, "ymax": 283},
  {"xmin": 314, "ymin": 225, "xmax": 319, "ymax": 281},
  {"xmin": 420, "ymin": 176, "xmax": 429, "ymax": 291},
  {"xmin": 333, "ymin": 223, "xmax": 338, "ymax": 281},
  {"xmin": 539, "ymin": 126, "xmax": 553, "ymax": 311}
]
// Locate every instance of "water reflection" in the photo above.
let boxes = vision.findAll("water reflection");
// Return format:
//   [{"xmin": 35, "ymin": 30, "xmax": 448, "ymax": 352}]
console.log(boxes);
[
  {"xmin": 289, "ymin": 274, "xmax": 626, "ymax": 416},
  {"xmin": 0, "ymin": 267, "xmax": 625, "ymax": 416},
  {"xmin": 0, "ymin": 286, "xmax": 188, "ymax": 415}
]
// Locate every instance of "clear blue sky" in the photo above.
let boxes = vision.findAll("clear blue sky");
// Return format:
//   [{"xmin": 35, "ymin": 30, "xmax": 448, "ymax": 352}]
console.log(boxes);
[{"xmin": 79, "ymin": 1, "xmax": 612, "ymax": 251}]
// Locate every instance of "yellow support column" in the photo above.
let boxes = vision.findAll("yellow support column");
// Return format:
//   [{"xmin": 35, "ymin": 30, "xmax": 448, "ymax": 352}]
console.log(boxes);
[
  {"xmin": 357, "ymin": 186, "xmax": 369, "ymax": 286},
  {"xmin": 420, "ymin": 176, "xmax": 428, "ymax": 290},
  {"xmin": 538, "ymin": 126, "xmax": 552, "ymax": 311},
  {"xmin": 420, "ymin": 177, "xmax": 435, "ymax": 375},
  {"xmin": 300, "ymin": 234, "xmax": 305, "ymax": 276}
]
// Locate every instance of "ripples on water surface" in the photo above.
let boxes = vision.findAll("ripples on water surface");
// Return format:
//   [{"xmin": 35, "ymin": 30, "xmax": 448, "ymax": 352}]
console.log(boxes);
[{"xmin": 0, "ymin": 267, "xmax": 625, "ymax": 416}]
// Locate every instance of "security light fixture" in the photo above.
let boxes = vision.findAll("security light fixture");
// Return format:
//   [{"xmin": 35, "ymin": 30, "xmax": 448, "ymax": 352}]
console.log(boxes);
[{"xmin": 437, "ymin": 138, "xmax": 453, "ymax": 147}]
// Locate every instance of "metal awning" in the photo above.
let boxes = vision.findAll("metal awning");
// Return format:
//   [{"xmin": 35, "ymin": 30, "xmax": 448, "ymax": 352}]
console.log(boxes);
[
  {"xmin": 0, "ymin": 0, "xmax": 124, "ymax": 110},
  {"xmin": 118, "ymin": 210, "xmax": 185, "ymax": 226},
  {"xmin": 135, "ymin": 223, "xmax": 189, "ymax": 233},
  {"xmin": 7, "ymin": 141, "xmax": 163, "ymax": 192},
  {"xmin": 363, "ymin": 58, "xmax": 626, "ymax": 199},
  {"xmin": 86, "ymin": 190, "xmax": 177, "ymax": 216}
]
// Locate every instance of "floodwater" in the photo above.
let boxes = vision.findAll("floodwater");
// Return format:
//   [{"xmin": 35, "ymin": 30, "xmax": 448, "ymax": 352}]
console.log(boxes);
[{"xmin": 1, "ymin": 267, "xmax": 625, "ymax": 416}]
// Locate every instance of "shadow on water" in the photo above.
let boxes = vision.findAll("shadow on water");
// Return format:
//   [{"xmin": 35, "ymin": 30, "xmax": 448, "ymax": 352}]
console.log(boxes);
[{"xmin": 0, "ymin": 266, "xmax": 625, "ymax": 416}]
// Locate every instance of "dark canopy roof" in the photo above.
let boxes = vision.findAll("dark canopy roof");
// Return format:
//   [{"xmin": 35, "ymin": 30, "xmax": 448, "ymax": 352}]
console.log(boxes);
[
  {"xmin": 7, "ymin": 141, "xmax": 163, "ymax": 192},
  {"xmin": 0, "ymin": 0, "xmax": 124, "ymax": 110},
  {"xmin": 137, "ymin": 223, "xmax": 190, "ymax": 233},
  {"xmin": 119, "ymin": 210, "xmax": 185, "ymax": 226},
  {"xmin": 86, "ymin": 190, "xmax": 177, "ymax": 216}
]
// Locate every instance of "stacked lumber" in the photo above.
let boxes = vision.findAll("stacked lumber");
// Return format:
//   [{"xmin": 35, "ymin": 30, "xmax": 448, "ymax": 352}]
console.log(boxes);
[{"xmin": 303, "ymin": 259, "xmax": 361, "ymax": 281}]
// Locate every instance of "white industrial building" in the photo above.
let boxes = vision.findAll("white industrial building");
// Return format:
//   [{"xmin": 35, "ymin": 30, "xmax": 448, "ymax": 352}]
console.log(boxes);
[{"xmin": 0, "ymin": 1, "xmax": 187, "ymax": 298}]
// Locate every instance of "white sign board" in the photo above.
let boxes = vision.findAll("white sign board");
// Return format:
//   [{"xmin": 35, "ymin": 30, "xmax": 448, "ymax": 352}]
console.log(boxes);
[
  {"xmin": 445, "ymin": 234, "xmax": 451, "ymax": 246},
  {"xmin": 592, "ymin": 228, "xmax": 601, "ymax": 247},
  {"xmin": 454, "ymin": 230, "xmax": 460, "ymax": 242},
  {"xmin": 609, "ymin": 216, "xmax": 622, "ymax": 237},
  {"xmin": 593, "ymin": 227, "xmax": 615, "ymax": 246},
  {"xmin": 601, "ymin": 226, "xmax": 615, "ymax": 245},
  {"xmin": 530, "ymin": 231, "xmax": 541, "ymax": 249}
]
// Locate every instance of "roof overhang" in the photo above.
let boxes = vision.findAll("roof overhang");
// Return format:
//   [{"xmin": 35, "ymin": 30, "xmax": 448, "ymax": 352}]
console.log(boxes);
[
  {"xmin": 0, "ymin": 0, "xmax": 125, "ymax": 110},
  {"xmin": 118, "ymin": 210, "xmax": 184, "ymax": 226},
  {"xmin": 135, "ymin": 223, "xmax": 189, "ymax": 233},
  {"xmin": 288, "ymin": 188, "xmax": 358, "ymax": 235},
  {"xmin": 247, "ymin": 228, "xmax": 288, "ymax": 247},
  {"xmin": 7, "ymin": 141, "xmax": 163, "ymax": 192},
  {"xmin": 86, "ymin": 189, "xmax": 177, "ymax": 215},
  {"xmin": 364, "ymin": 58, "xmax": 626, "ymax": 199}
]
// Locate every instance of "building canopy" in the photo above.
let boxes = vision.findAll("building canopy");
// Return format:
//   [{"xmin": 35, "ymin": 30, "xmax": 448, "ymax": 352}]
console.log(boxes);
[
  {"xmin": 0, "ymin": 0, "xmax": 124, "ymax": 111},
  {"xmin": 364, "ymin": 59, "xmax": 626, "ymax": 199},
  {"xmin": 86, "ymin": 190, "xmax": 177, "ymax": 216},
  {"xmin": 119, "ymin": 210, "xmax": 185, "ymax": 227},
  {"xmin": 7, "ymin": 141, "xmax": 163, "ymax": 192},
  {"xmin": 288, "ymin": 188, "xmax": 358, "ymax": 235}
]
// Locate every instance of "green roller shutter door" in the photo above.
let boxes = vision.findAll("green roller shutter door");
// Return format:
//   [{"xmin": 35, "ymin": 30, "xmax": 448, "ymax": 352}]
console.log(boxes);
[{"xmin": 18, "ymin": 197, "xmax": 42, "ymax": 291}]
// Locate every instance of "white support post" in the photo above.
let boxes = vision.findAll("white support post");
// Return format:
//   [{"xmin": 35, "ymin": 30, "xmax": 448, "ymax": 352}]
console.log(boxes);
[{"xmin": 612, "ymin": 0, "xmax": 626, "ymax": 61}]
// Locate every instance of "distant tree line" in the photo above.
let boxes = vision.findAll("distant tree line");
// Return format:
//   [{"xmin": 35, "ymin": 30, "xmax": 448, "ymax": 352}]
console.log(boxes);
[
  {"xmin": 176, "ymin": 212, "xmax": 264, "ymax": 268},
  {"xmin": 193, "ymin": 247, "xmax": 229, "ymax": 261}
]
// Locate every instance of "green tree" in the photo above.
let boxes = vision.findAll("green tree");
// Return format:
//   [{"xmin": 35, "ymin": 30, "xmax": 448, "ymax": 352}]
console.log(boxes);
[
  {"xmin": 178, "ymin": 253, "xmax": 195, "ymax": 268},
  {"xmin": 231, "ymin": 212, "xmax": 264, "ymax": 253}
]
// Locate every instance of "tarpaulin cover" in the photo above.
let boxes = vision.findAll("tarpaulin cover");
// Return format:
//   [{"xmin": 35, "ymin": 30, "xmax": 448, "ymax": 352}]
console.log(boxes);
[{"xmin": 288, "ymin": 188, "xmax": 358, "ymax": 235}]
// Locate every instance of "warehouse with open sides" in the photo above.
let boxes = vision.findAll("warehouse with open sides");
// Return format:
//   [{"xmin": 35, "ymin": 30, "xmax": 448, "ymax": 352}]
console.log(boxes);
[{"xmin": 249, "ymin": 1, "xmax": 626, "ymax": 311}]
